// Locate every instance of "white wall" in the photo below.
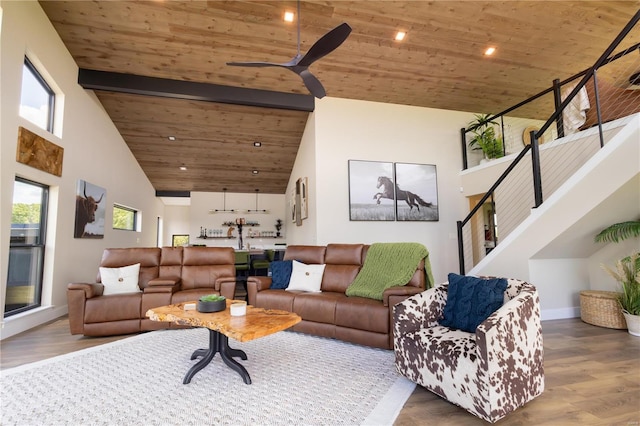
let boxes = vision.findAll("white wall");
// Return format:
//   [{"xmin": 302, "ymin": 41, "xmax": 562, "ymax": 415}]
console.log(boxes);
[
  {"xmin": 285, "ymin": 113, "xmax": 318, "ymax": 245},
  {"xmin": 188, "ymin": 192, "xmax": 287, "ymax": 249},
  {"xmin": 162, "ymin": 205, "xmax": 190, "ymax": 246},
  {"xmin": 286, "ymin": 97, "xmax": 474, "ymax": 283},
  {"xmin": 0, "ymin": 1, "xmax": 163, "ymax": 338}
]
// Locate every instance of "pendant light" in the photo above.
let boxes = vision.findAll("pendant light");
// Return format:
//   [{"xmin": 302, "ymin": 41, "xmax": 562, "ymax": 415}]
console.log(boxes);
[
  {"xmin": 246, "ymin": 189, "xmax": 269, "ymax": 214},
  {"xmin": 210, "ymin": 188, "xmax": 237, "ymax": 213}
]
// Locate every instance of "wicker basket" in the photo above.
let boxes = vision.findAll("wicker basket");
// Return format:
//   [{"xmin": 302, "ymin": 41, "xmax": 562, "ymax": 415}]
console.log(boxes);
[{"xmin": 580, "ymin": 290, "xmax": 627, "ymax": 329}]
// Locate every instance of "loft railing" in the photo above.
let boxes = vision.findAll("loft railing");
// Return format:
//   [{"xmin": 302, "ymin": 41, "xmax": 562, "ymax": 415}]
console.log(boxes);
[{"xmin": 457, "ymin": 10, "xmax": 640, "ymax": 274}]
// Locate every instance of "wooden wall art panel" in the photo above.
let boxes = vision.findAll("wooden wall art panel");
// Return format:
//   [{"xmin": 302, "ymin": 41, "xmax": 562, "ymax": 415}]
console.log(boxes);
[{"xmin": 16, "ymin": 126, "xmax": 64, "ymax": 177}]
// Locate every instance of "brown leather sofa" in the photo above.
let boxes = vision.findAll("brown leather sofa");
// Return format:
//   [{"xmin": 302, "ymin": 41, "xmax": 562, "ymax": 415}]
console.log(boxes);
[
  {"xmin": 247, "ymin": 244, "xmax": 428, "ymax": 349},
  {"xmin": 67, "ymin": 246, "xmax": 236, "ymax": 336}
]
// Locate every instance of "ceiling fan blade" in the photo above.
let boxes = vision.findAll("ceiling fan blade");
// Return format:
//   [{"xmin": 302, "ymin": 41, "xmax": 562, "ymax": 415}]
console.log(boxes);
[
  {"xmin": 297, "ymin": 23, "xmax": 352, "ymax": 67},
  {"xmin": 226, "ymin": 61, "xmax": 284, "ymax": 68},
  {"xmin": 300, "ymin": 69, "xmax": 326, "ymax": 98}
]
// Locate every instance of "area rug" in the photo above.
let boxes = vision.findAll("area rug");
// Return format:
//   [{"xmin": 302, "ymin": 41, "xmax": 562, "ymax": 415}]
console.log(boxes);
[{"xmin": 1, "ymin": 328, "xmax": 415, "ymax": 426}]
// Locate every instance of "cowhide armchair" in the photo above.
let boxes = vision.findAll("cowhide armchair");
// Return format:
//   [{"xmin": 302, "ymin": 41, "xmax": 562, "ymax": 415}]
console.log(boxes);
[{"xmin": 393, "ymin": 278, "xmax": 544, "ymax": 423}]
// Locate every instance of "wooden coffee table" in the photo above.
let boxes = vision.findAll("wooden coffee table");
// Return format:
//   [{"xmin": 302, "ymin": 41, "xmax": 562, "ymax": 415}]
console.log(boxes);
[{"xmin": 146, "ymin": 300, "xmax": 301, "ymax": 385}]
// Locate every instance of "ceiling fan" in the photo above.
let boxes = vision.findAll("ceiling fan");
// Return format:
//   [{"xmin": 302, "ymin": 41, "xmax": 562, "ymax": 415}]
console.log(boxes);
[{"xmin": 227, "ymin": 1, "xmax": 351, "ymax": 99}]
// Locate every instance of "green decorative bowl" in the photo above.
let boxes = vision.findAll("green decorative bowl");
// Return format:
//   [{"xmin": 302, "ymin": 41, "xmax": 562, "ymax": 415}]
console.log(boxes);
[{"xmin": 197, "ymin": 298, "xmax": 226, "ymax": 313}]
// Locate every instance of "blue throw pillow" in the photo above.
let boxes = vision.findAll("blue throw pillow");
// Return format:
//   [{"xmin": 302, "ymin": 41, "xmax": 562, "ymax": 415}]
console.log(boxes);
[
  {"xmin": 439, "ymin": 273, "xmax": 508, "ymax": 333},
  {"xmin": 270, "ymin": 260, "xmax": 293, "ymax": 289}
]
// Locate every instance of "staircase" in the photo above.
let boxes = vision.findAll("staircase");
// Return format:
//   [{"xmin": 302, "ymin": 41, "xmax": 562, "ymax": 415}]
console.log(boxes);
[{"xmin": 470, "ymin": 114, "xmax": 640, "ymax": 319}]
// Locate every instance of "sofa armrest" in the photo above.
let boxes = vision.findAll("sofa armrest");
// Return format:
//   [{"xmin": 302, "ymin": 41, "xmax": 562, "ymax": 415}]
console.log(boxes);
[
  {"xmin": 68, "ymin": 282, "xmax": 104, "ymax": 298},
  {"xmin": 393, "ymin": 284, "xmax": 448, "ymax": 336},
  {"xmin": 67, "ymin": 283, "xmax": 104, "ymax": 335},
  {"xmin": 247, "ymin": 276, "xmax": 272, "ymax": 291},
  {"xmin": 216, "ymin": 277, "xmax": 238, "ymax": 300},
  {"xmin": 246, "ymin": 276, "xmax": 272, "ymax": 306},
  {"xmin": 148, "ymin": 277, "xmax": 181, "ymax": 286},
  {"xmin": 215, "ymin": 276, "xmax": 236, "ymax": 289},
  {"xmin": 383, "ymin": 285, "xmax": 424, "ymax": 307},
  {"xmin": 475, "ymin": 288, "xmax": 544, "ymax": 405}
]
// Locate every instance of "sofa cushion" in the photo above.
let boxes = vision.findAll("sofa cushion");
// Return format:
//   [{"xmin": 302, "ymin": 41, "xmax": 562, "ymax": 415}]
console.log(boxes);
[
  {"xmin": 254, "ymin": 289, "xmax": 296, "ymax": 312},
  {"xmin": 99, "ymin": 263, "xmax": 141, "ymax": 295},
  {"xmin": 98, "ymin": 247, "xmax": 160, "ymax": 288},
  {"xmin": 321, "ymin": 244, "xmax": 364, "ymax": 293},
  {"xmin": 283, "ymin": 245, "xmax": 326, "ymax": 264},
  {"xmin": 439, "ymin": 273, "xmax": 508, "ymax": 333},
  {"xmin": 270, "ymin": 260, "xmax": 293, "ymax": 289},
  {"xmin": 286, "ymin": 261, "xmax": 325, "ymax": 293},
  {"xmin": 335, "ymin": 296, "xmax": 389, "ymax": 334},
  {"xmin": 292, "ymin": 292, "xmax": 344, "ymax": 324},
  {"xmin": 85, "ymin": 293, "xmax": 141, "ymax": 323}
]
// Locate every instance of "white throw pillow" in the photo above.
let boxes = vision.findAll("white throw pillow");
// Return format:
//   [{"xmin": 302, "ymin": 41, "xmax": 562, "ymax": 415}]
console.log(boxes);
[
  {"xmin": 99, "ymin": 263, "xmax": 141, "ymax": 295},
  {"xmin": 285, "ymin": 260, "xmax": 326, "ymax": 293}
]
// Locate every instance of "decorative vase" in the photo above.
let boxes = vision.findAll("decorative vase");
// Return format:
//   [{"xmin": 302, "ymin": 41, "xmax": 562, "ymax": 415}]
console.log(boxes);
[
  {"xmin": 622, "ymin": 311, "xmax": 640, "ymax": 336},
  {"xmin": 197, "ymin": 299, "xmax": 226, "ymax": 313}
]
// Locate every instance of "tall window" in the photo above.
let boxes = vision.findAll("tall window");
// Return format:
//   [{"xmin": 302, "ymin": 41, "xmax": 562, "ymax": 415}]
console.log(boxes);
[
  {"xmin": 5, "ymin": 178, "xmax": 48, "ymax": 317},
  {"xmin": 113, "ymin": 204, "xmax": 137, "ymax": 231},
  {"xmin": 19, "ymin": 57, "xmax": 55, "ymax": 132}
]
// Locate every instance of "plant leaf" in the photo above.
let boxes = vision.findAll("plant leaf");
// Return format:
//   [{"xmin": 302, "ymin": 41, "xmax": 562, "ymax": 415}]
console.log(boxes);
[{"xmin": 594, "ymin": 221, "xmax": 640, "ymax": 243}]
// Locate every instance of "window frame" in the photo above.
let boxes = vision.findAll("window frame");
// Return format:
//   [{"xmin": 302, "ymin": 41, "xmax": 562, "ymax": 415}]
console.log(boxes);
[
  {"xmin": 172, "ymin": 234, "xmax": 190, "ymax": 247},
  {"xmin": 112, "ymin": 204, "xmax": 138, "ymax": 231},
  {"xmin": 5, "ymin": 177, "xmax": 49, "ymax": 317},
  {"xmin": 21, "ymin": 57, "xmax": 55, "ymax": 133}
]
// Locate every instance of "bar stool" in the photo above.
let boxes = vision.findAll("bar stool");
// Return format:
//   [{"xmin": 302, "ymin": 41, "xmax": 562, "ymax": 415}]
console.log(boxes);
[{"xmin": 251, "ymin": 249, "xmax": 275, "ymax": 276}]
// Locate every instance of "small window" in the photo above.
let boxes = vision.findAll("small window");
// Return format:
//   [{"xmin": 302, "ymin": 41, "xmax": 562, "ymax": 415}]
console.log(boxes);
[
  {"xmin": 172, "ymin": 234, "xmax": 189, "ymax": 247},
  {"xmin": 113, "ymin": 204, "xmax": 137, "ymax": 231},
  {"xmin": 19, "ymin": 57, "xmax": 55, "ymax": 132}
]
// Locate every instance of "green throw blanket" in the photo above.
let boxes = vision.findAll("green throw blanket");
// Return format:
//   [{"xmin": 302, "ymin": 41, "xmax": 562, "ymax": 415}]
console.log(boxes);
[{"xmin": 345, "ymin": 242, "xmax": 434, "ymax": 300}]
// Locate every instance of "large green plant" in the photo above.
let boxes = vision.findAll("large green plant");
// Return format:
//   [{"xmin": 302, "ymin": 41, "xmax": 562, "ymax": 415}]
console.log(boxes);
[
  {"xmin": 594, "ymin": 220, "xmax": 640, "ymax": 243},
  {"xmin": 596, "ymin": 220, "xmax": 640, "ymax": 315},
  {"xmin": 468, "ymin": 114, "xmax": 504, "ymax": 160}
]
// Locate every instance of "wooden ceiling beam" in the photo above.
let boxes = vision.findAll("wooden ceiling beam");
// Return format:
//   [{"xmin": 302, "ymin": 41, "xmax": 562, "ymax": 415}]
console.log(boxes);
[{"xmin": 78, "ymin": 68, "xmax": 315, "ymax": 112}]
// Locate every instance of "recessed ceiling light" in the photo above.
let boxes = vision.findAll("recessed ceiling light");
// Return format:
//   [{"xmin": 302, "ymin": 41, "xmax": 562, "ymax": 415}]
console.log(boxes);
[
  {"xmin": 284, "ymin": 11, "xmax": 294, "ymax": 22},
  {"xmin": 484, "ymin": 47, "xmax": 496, "ymax": 56},
  {"xmin": 168, "ymin": 136, "xmax": 176, "ymax": 141},
  {"xmin": 179, "ymin": 166, "xmax": 187, "ymax": 171},
  {"xmin": 395, "ymin": 31, "xmax": 406, "ymax": 41},
  {"xmin": 253, "ymin": 141, "xmax": 262, "ymax": 147},
  {"xmin": 252, "ymin": 170, "xmax": 259, "ymax": 175}
]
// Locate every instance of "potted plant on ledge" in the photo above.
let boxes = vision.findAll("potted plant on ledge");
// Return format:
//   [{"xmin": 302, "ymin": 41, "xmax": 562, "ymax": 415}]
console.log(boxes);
[
  {"xmin": 467, "ymin": 113, "xmax": 504, "ymax": 163},
  {"xmin": 275, "ymin": 219, "xmax": 283, "ymax": 237}
]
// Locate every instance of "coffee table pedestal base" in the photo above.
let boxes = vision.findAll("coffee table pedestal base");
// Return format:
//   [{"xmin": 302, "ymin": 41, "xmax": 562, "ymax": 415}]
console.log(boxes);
[{"xmin": 183, "ymin": 328, "xmax": 251, "ymax": 385}]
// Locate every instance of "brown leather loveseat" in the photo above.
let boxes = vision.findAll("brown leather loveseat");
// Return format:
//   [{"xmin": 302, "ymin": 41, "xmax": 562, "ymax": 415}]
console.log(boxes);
[
  {"xmin": 247, "ymin": 244, "xmax": 429, "ymax": 349},
  {"xmin": 67, "ymin": 246, "xmax": 236, "ymax": 336}
]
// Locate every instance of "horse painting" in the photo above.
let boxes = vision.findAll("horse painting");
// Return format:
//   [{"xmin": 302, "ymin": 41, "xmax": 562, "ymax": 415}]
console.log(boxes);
[{"xmin": 373, "ymin": 176, "xmax": 433, "ymax": 211}]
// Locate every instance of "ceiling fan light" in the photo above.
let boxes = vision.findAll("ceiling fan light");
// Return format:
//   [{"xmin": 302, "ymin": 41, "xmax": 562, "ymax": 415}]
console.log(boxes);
[
  {"xmin": 395, "ymin": 31, "xmax": 406, "ymax": 41},
  {"xmin": 284, "ymin": 11, "xmax": 294, "ymax": 22}
]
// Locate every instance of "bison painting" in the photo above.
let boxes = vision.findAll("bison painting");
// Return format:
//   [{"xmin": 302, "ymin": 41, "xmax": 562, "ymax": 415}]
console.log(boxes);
[{"xmin": 74, "ymin": 180, "xmax": 105, "ymax": 238}]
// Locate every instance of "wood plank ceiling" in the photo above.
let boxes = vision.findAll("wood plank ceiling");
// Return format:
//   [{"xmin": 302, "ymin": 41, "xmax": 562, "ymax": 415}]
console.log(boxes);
[{"xmin": 39, "ymin": 1, "xmax": 640, "ymax": 194}]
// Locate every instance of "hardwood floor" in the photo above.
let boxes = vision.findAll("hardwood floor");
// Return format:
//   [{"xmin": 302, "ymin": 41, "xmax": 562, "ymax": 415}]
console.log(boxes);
[{"xmin": 1, "ymin": 318, "xmax": 639, "ymax": 425}]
